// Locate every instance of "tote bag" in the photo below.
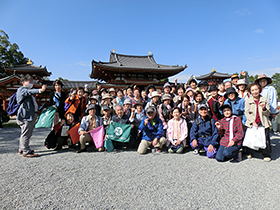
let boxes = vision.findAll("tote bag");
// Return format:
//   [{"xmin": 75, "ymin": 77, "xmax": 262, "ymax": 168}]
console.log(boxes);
[{"xmin": 243, "ymin": 126, "xmax": 266, "ymax": 150}]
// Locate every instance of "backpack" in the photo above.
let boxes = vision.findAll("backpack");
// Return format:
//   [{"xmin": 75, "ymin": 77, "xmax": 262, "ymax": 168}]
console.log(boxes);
[
  {"xmin": 45, "ymin": 130, "xmax": 59, "ymax": 149},
  {"xmin": 7, "ymin": 93, "xmax": 19, "ymax": 116}
]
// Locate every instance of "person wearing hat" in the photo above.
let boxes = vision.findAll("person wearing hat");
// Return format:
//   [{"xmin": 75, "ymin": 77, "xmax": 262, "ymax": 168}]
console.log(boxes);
[
  {"xmin": 186, "ymin": 87, "xmax": 195, "ymax": 102},
  {"xmin": 190, "ymin": 104, "xmax": 219, "ymax": 158},
  {"xmin": 146, "ymin": 84, "xmax": 156, "ymax": 100},
  {"xmin": 198, "ymin": 81, "xmax": 210, "ymax": 100},
  {"xmin": 208, "ymin": 85, "xmax": 223, "ymax": 122},
  {"xmin": 88, "ymin": 96, "xmax": 101, "ymax": 116},
  {"xmin": 101, "ymin": 105, "xmax": 112, "ymax": 132},
  {"xmin": 215, "ymin": 104, "xmax": 243, "ymax": 162},
  {"xmin": 158, "ymin": 94, "xmax": 172, "ymax": 131},
  {"xmin": 77, "ymin": 104, "xmax": 103, "ymax": 153},
  {"xmin": 108, "ymin": 88, "xmax": 116, "ymax": 99},
  {"xmin": 162, "ymin": 82, "xmax": 174, "ymax": 98},
  {"xmin": 255, "ymin": 74, "xmax": 278, "ymax": 135},
  {"xmin": 193, "ymin": 91, "xmax": 209, "ymax": 118},
  {"xmin": 222, "ymin": 87, "xmax": 246, "ymax": 126},
  {"xmin": 138, "ymin": 106, "xmax": 166, "ymax": 154},
  {"xmin": 101, "ymin": 93, "xmax": 114, "ymax": 116},
  {"xmin": 231, "ymin": 71, "xmax": 249, "ymax": 91},
  {"xmin": 236, "ymin": 79, "xmax": 250, "ymax": 100},
  {"xmin": 187, "ymin": 78, "xmax": 199, "ymax": 92},
  {"xmin": 145, "ymin": 91, "xmax": 161, "ymax": 113},
  {"xmin": 244, "ymin": 82, "xmax": 272, "ymax": 161},
  {"xmin": 123, "ymin": 98, "xmax": 132, "ymax": 118}
]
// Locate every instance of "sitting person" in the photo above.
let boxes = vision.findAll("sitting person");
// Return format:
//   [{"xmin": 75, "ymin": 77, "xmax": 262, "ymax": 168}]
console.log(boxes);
[
  {"xmin": 53, "ymin": 112, "xmax": 76, "ymax": 150},
  {"xmin": 65, "ymin": 87, "xmax": 87, "ymax": 122},
  {"xmin": 112, "ymin": 105, "xmax": 135, "ymax": 148},
  {"xmin": 215, "ymin": 105, "xmax": 244, "ymax": 162},
  {"xmin": 138, "ymin": 106, "xmax": 166, "ymax": 154},
  {"xmin": 190, "ymin": 104, "xmax": 219, "ymax": 158},
  {"xmin": 166, "ymin": 107, "xmax": 188, "ymax": 153},
  {"xmin": 77, "ymin": 104, "xmax": 103, "ymax": 153},
  {"xmin": 245, "ymin": 83, "xmax": 272, "ymax": 162}
]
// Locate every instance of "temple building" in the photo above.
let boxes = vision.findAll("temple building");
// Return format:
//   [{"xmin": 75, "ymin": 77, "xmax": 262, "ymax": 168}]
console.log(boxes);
[
  {"xmin": 196, "ymin": 68, "xmax": 232, "ymax": 85},
  {"xmin": 91, "ymin": 51, "xmax": 187, "ymax": 88}
]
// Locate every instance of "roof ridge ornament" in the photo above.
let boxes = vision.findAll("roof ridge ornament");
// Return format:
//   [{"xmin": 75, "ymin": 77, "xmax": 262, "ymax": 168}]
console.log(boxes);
[
  {"xmin": 27, "ymin": 59, "xmax": 33, "ymax": 65},
  {"xmin": 212, "ymin": 68, "xmax": 216, "ymax": 72}
]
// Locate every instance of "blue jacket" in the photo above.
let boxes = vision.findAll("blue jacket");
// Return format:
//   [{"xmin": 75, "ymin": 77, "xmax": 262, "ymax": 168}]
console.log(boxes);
[
  {"xmin": 78, "ymin": 115, "xmax": 103, "ymax": 134},
  {"xmin": 16, "ymin": 86, "xmax": 41, "ymax": 121},
  {"xmin": 139, "ymin": 116, "xmax": 164, "ymax": 141},
  {"xmin": 224, "ymin": 97, "xmax": 246, "ymax": 125},
  {"xmin": 190, "ymin": 115, "xmax": 219, "ymax": 147},
  {"xmin": 261, "ymin": 85, "xmax": 277, "ymax": 114}
]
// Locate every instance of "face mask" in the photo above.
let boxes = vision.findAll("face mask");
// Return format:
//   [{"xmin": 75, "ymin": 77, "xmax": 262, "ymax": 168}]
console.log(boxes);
[{"xmin": 26, "ymin": 83, "xmax": 33, "ymax": 89}]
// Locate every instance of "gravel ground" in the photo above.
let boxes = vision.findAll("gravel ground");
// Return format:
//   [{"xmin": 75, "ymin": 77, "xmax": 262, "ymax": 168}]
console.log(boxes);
[{"xmin": 1, "ymin": 126, "xmax": 280, "ymax": 210}]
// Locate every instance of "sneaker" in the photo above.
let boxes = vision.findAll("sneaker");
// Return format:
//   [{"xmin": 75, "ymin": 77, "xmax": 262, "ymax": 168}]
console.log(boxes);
[
  {"xmin": 246, "ymin": 154, "xmax": 252, "ymax": 159},
  {"xmin": 274, "ymin": 131, "xmax": 280, "ymax": 135},
  {"xmin": 263, "ymin": 157, "xmax": 271, "ymax": 162},
  {"xmin": 193, "ymin": 149, "xmax": 199, "ymax": 155},
  {"xmin": 155, "ymin": 148, "xmax": 161, "ymax": 153},
  {"xmin": 199, "ymin": 148, "xmax": 206, "ymax": 153}
]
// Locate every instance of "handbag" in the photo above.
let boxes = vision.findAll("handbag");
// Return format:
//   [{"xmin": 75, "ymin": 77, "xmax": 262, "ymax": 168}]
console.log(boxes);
[{"xmin": 243, "ymin": 126, "xmax": 266, "ymax": 150}]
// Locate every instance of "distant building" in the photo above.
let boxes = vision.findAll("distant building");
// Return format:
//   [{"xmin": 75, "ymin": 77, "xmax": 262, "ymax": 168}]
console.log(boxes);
[
  {"xmin": 196, "ymin": 68, "xmax": 232, "ymax": 85},
  {"xmin": 91, "ymin": 51, "xmax": 187, "ymax": 88}
]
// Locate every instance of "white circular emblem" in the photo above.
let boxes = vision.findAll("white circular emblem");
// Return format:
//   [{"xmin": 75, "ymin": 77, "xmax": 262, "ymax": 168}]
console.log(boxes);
[{"xmin": 114, "ymin": 127, "xmax": 123, "ymax": 136}]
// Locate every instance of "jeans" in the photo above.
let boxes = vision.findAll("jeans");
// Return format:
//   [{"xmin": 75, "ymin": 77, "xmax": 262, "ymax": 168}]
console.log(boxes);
[
  {"xmin": 216, "ymin": 144, "xmax": 241, "ymax": 162},
  {"xmin": 190, "ymin": 140, "xmax": 216, "ymax": 158}
]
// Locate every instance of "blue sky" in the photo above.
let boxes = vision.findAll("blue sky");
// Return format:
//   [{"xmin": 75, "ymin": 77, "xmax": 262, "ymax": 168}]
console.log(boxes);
[{"xmin": 1, "ymin": 0, "xmax": 280, "ymax": 82}]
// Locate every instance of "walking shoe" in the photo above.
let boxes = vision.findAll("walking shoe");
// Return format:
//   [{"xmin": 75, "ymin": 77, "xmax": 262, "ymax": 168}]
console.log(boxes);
[
  {"xmin": 98, "ymin": 147, "xmax": 104, "ymax": 152},
  {"xmin": 76, "ymin": 148, "xmax": 87, "ymax": 153},
  {"xmin": 23, "ymin": 153, "xmax": 39, "ymax": 158},
  {"xmin": 18, "ymin": 150, "xmax": 34, "ymax": 155},
  {"xmin": 263, "ymin": 157, "xmax": 271, "ymax": 162},
  {"xmin": 155, "ymin": 148, "xmax": 161, "ymax": 153},
  {"xmin": 193, "ymin": 149, "xmax": 199, "ymax": 155},
  {"xmin": 246, "ymin": 154, "xmax": 252, "ymax": 159}
]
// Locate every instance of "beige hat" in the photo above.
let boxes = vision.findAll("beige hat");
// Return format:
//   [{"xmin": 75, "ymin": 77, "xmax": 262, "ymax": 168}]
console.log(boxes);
[
  {"xmin": 255, "ymin": 74, "xmax": 272, "ymax": 84},
  {"xmin": 151, "ymin": 91, "xmax": 160, "ymax": 98},
  {"xmin": 162, "ymin": 94, "xmax": 172, "ymax": 101},
  {"xmin": 102, "ymin": 93, "xmax": 113, "ymax": 100},
  {"xmin": 236, "ymin": 79, "xmax": 247, "ymax": 87}
]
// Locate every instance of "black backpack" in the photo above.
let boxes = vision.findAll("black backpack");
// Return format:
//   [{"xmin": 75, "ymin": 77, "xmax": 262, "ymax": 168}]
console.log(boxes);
[{"xmin": 45, "ymin": 130, "xmax": 59, "ymax": 149}]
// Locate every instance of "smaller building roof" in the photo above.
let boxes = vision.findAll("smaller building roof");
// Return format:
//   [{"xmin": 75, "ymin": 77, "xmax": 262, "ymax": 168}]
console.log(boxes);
[
  {"xmin": 50, "ymin": 81, "xmax": 99, "ymax": 90},
  {"xmin": 4, "ymin": 64, "xmax": 52, "ymax": 76},
  {"xmin": 196, "ymin": 69, "xmax": 232, "ymax": 80}
]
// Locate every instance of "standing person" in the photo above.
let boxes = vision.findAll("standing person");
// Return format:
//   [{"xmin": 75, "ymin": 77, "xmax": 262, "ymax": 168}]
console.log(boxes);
[
  {"xmin": 215, "ymin": 105, "xmax": 244, "ymax": 162},
  {"xmin": 255, "ymin": 74, "xmax": 278, "ymax": 135},
  {"xmin": 208, "ymin": 85, "xmax": 223, "ymax": 122},
  {"xmin": 16, "ymin": 76, "xmax": 47, "ymax": 157},
  {"xmin": 236, "ymin": 79, "xmax": 250, "ymax": 100},
  {"xmin": 166, "ymin": 107, "xmax": 188, "ymax": 154},
  {"xmin": 158, "ymin": 94, "xmax": 172, "ymax": 132},
  {"xmin": 245, "ymin": 83, "xmax": 272, "ymax": 162},
  {"xmin": 224, "ymin": 81, "xmax": 232, "ymax": 90},
  {"xmin": 198, "ymin": 81, "xmax": 210, "ymax": 100},
  {"xmin": 145, "ymin": 91, "xmax": 161, "ymax": 113},
  {"xmin": 114, "ymin": 89, "xmax": 125, "ymax": 107},
  {"xmin": 146, "ymin": 84, "xmax": 156, "ymax": 100},
  {"xmin": 108, "ymin": 88, "xmax": 116, "ymax": 99},
  {"xmin": 132, "ymin": 87, "xmax": 142, "ymax": 107},
  {"xmin": 173, "ymin": 85, "xmax": 185, "ymax": 106},
  {"xmin": 218, "ymin": 83, "xmax": 226, "ymax": 96},
  {"xmin": 49, "ymin": 80, "xmax": 67, "ymax": 126},
  {"xmin": 186, "ymin": 88, "xmax": 195, "ymax": 103},
  {"xmin": 187, "ymin": 78, "xmax": 199, "ymax": 92},
  {"xmin": 65, "ymin": 87, "xmax": 87, "ymax": 122},
  {"xmin": 193, "ymin": 91, "xmax": 209, "ymax": 118}
]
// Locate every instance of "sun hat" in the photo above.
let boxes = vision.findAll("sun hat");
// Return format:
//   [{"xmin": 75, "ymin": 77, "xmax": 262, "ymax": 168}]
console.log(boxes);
[
  {"xmin": 123, "ymin": 98, "xmax": 132, "ymax": 105},
  {"xmin": 151, "ymin": 91, "xmax": 160, "ymax": 98},
  {"xmin": 108, "ymin": 88, "xmax": 116, "ymax": 92},
  {"xmin": 135, "ymin": 100, "xmax": 144, "ymax": 106},
  {"xmin": 236, "ymin": 79, "xmax": 247, "ymax": 87},
  {"xmin": 209, "ymin": 85, "xmax": 218, "ymax": 92},
  {"xmin": 231, "ymin": 74, "xmax": 239, "ymax": 79},
  {"xmin": 102, "ymin": 93, "xmax": 113, "ymax": 100},
  {"xmin": 162, "ymin": 94, "xmax": 172, "ymax": 101},
  {"xmin": 90, "ymin": 95, "xmax": 98, "ymax": 101},
  {"xmin": 198, "ymin": 104, "xmax": 207, "ymax": 110},
  {"xmin": 255, "ymin": 74, "xmax": 272, "ymax": 85},
  {"xmin": 146, "ymin": 106, "xmax": 156, "ymax": 113}
]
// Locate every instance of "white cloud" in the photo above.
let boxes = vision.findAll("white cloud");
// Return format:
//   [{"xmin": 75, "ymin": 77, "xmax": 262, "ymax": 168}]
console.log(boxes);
[
  {"xmin": 248, "ymin": 67, "xmax": 280, "ymax": 77},
  {"xmin": 75, "ymin": 61, "xmax": 91, "ymax": 67},
  {"xmin": 233, "ymin": 9, "xmax": 251, "ymax": 16},
  {"xmin": 254, "ymin": 29, "xmax": 264, "ymax": 34}
]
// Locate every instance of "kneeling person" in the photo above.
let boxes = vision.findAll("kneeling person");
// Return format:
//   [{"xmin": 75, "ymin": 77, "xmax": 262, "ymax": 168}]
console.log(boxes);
[
  {"xmin": 215, "ymin": 105, "xmax": 244, "ymax": 162},
  {"xmin": 77, "ymin": 104, "xmax": 103, "ymax": 153},
  {"xmin": 138, "ymin": 107, "xmax": 166, "ymax": 154},
  {"xmin": 190, "ymin": 104, "xmax": 219, "ymax": 158}
]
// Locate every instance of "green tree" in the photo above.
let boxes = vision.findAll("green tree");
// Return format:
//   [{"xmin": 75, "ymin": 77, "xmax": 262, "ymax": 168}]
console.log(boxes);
[
  {"xmin": 57, "ymin": 77, "xmax": 68, "ymax": 81},
  {"xmin": 0, "ymin": 30, "xmax": 28, "ymax": 78},
  {"xmin": 249, "ymin": 74, "xmax": 258, "ymax": 83},
  {"xmin": 271, "ymin": 73, "xmax": 280, "ymax": 98}
]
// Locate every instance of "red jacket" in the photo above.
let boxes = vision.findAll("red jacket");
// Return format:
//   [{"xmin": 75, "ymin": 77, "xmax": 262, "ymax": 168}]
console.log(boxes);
[{"xmin": 65, "ymin": 95, "xmax": 87, "ymax": 120}]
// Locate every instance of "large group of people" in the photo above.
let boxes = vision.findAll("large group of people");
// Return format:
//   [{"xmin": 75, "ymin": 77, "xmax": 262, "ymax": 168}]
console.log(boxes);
[{"xmin": 16, "ymin": 72, "xmax": 279, "ymax": 162}]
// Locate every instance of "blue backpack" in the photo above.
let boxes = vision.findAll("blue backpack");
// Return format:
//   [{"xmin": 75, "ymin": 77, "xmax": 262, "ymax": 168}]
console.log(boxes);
[{"xmin": 7, "ymin": 93, "xmax": 19, "ymax": 116}]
